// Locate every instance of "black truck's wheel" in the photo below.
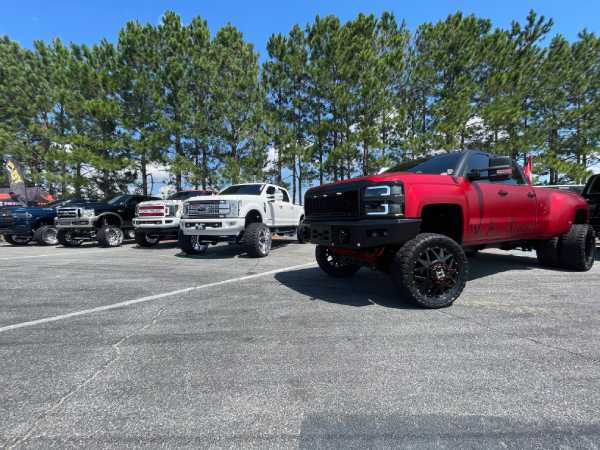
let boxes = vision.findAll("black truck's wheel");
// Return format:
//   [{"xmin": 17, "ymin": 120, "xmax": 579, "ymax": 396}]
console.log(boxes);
[
  {"xmin": 33, "ymin": 225, "xmax": 58, "ymax": 246},
  {"xmin": 179, "ymin": 234, "xmax": 208, "ymax": 255},
  {"xmin": 536, "ymin": 237, "xmax": 560, "ymax": 267},
  {"xmin": 315, "ymin": 245, "xmax": 361, "ymax": 278},
  {"xmin": 56, "ymin": 229, "xmax": 82, "ymax": 247},
  {"xmin": 391, "ymin": 233, "xmax": 468, "ymax": 309},
  {"xmin": 245, "ymin": 223, "xmax": 272, "ymax": 257},
  {"xmin": 297, "ymin": 218, "xmax": 306, "ymax": 243},
  {"xmin": 3, "ymin": 234, "xmax": 32, "ymax": 246},
  {"xmin": 97, "ymin": 225, "xmax": 124, "ymax": 247},
  {"xmin": 135, "ymin": 230, "xmax": 160, "ymax": 247},
  {"xmin": 558, "ymin": 224, "xmax": 595, "ymax": 271}
]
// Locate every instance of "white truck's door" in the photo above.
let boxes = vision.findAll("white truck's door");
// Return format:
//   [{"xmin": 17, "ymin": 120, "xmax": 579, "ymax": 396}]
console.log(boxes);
[
  {"xmin": 264, "ymin": 185, "xmax": 280, "ymax": 226},
  {"xmin": 278, "ymin": 188, "xmax": 298, "ymax": 226}
]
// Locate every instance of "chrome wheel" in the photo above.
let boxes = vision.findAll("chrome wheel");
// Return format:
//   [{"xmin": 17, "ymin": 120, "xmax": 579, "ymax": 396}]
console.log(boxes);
[
  {"xmin": 257, "ymin": 227, "xmax": 272, "ymax": 254},
  {"xmin": 42, "ymin": 227, "xmax": 58, "ymax": 245},
  {"xmin": 106, "ymin": 227, "xmax": 124, "ymax": 246},
  {"xmin": 413, "ymin": 246, "xmax": 459, "ymax": 297}
]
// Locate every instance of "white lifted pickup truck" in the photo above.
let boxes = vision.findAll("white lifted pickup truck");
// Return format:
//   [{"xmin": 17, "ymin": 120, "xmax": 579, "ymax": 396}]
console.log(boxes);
[
  {"xmin": 179, "ymin": 183, "xmax": 305, "ymax": 257},
  {"xmin": 133, "ymin": 190, "xmax": 214, "ymax": 247}
]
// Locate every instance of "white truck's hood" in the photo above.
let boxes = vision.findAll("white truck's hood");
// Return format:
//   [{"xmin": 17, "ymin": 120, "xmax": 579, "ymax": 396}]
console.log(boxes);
[
  {"xmin": 185, "ymin": 195, "xmax": 262, "ymax": 203},
  {"xmin": 137, "ymin": 199, "xmax": 182, "ymax": 207}
]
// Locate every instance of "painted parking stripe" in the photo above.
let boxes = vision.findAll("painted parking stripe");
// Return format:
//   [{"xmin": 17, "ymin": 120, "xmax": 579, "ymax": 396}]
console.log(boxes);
[
  {"xmin": 0, "ymin": 248, "xmax": 129, "ymax": 261},
  {"xmin": 0, "ymin": 262, "xmax": 316, "ymax": 333}
]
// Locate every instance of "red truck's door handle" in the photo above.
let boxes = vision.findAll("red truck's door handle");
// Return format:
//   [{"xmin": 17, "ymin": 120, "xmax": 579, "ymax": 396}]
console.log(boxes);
[
  {"xmin": 498, "ymin": 190, "xmax": 509, "ymax": 197},
  {"xmin": 527, "ymin": 192, "xmax": 535, "ymax": 198}
]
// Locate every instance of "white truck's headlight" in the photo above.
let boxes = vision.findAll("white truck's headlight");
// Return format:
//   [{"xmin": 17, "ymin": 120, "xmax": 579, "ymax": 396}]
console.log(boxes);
[
  {"xmin": 82, "ymin": 209, "xmax": 95, "ymax": 218},
  {"xmin": 219, "ymin": 200, "xmax": 240, "ymax": 217},
  {"xmin": 363, "ymin": 184, "xmax": 404, "ymax": 216}
]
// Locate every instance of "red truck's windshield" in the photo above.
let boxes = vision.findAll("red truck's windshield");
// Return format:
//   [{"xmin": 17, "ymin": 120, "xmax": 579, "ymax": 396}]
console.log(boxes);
[{"xmin": 387, "ymin": 152, "xmax": 463, "ymax": 175}]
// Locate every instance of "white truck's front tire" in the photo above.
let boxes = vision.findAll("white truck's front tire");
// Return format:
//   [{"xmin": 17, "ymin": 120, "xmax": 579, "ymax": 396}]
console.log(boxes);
[{"xmin": 245, "ymin": 223, "xmax": 272, "ymax": 257}]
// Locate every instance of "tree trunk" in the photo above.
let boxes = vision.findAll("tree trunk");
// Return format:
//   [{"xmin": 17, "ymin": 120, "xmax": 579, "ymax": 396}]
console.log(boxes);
[
  {"xmin": 292, "ymin": 155, "xmax": 297, "ymax": 204},
  {"xmin": 363, "ymin": 140, "xmax": 369, "ymax": 176},
  {"xmin": 202, "ymin": 143, "xmax": 208, "ymax": 190},
  {"xmin": 141, "ymin": 151, "xmax": 148, "ymax": 195},
  {"xmin": 175, "ymin": 133, "xmax": 182, "ymax": 191}
]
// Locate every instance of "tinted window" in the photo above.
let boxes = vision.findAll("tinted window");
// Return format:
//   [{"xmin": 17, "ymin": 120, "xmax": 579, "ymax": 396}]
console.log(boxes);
[
  {"xmin": 387, "ymin": 152, "xmax": 463, "ymax": 175},
  {"xmin": 587, "ymin": 176, "xmax": 600, "ymax": 195},
  {"xmin": 466, "ymin": 153, "xmax": 525, "ymax": 185},
  {"xmin": 107, "ymin": 195, "xmax": 130, "ymax": 205},
  {"xmin": 266, "ymin": 186, "xmax": 276, "ymax": 196},
  {"xmin": 465, "ymin": 153, "xmax": 489, "ymax": 173},
  {"xmin": 220, "ymin": 184, "xmax": 264, "ymax": 196},
  {"xmin": 279, "ymin": 188, "xmax": 290, "ymax": 202}
]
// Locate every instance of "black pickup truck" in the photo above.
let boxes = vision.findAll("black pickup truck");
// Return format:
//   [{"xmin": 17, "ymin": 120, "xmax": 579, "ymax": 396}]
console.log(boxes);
[
  {"xmin": 582, "ymin": 174, "xmax": 600, "ymax": 237},
  {"xmin": 55, "ymin": 194, "xmax": 160, "ymax": 247}
]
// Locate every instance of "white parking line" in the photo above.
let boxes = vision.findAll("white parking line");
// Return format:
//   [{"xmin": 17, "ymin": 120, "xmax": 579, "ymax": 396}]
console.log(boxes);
[
  {"xmin": 0, "ymin": 248, "xmax": 128, "ymax": 261},
  {"xmin": 0, "ymin": 262, "xmax": 316, "ymax": 333}
]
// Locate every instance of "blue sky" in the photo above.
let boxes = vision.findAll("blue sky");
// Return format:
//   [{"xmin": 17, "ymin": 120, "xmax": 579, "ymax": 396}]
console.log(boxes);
[{"xmin": 2, "ymin": 0, "xmax": 598, "ymax": 58}]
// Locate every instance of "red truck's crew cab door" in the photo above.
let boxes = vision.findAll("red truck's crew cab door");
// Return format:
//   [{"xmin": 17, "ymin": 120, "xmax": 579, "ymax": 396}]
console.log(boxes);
[{"xmin": 462, "ymin": 153, "xmax": 537, "ymax": 243}]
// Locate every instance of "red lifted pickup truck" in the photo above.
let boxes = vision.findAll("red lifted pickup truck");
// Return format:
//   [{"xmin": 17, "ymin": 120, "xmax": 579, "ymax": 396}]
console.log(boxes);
[{"xmin": 301, "ymin": 151, "xmax": 595, "ymax": 308}]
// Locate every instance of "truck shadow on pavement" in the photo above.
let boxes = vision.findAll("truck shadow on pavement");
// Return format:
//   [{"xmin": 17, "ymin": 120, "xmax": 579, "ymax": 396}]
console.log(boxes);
[
  {"xmin": 173, "ymin": 240, "xmax": 300, "ymax": 259},
  {"xmin": 275, "ymin": 251, "xmax": 570, "ymax": 309}
]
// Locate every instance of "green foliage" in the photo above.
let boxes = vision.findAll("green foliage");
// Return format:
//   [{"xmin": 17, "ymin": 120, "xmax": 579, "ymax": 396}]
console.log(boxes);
[{"xmin": 0, "ymin": 10, "xmax": 598, "ymax": 200}]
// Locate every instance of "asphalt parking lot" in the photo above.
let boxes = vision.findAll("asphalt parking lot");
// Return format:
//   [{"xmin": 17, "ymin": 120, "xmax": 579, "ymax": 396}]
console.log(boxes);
[{"xmin": 1, "ymin": 239, "xmax": 599, "ymax": 449}]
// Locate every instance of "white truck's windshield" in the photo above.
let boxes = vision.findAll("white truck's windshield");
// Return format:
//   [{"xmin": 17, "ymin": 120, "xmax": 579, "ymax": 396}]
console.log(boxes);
[{"xmin": 219, "ymin": 184, "xmax": 264, "ymax": 195}]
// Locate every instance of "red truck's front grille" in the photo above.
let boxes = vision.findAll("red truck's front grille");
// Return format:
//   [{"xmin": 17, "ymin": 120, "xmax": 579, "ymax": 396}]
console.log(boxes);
[
  {"xmin": 138, "ymin": 205, "xmax": 166, "ymax": 217},
  {"xmin": 305, "ymin": 189, "xmax": 360, "ymax": 219}
]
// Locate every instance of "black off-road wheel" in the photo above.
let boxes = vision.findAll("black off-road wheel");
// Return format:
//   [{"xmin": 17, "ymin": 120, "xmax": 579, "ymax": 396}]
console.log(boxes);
[
  {"xmin": 179, "ymin": 234, "xmax": 208, "ymax": 255},
  {"xmin": 315, "ymin": 245, "xmax": 361, "ymax": 278},
  {"xmin": 391, "ymin": 233, "xmax": 468, "ymax": 309},
  {"xmin": 3, "ymin": 234, "xmax": 32, "ymax": 246},
  {"xmin": 558, "ymin": 224, "xmax": 595, "ymax": 271},
  {"xmin": 56, "ymin": 229, "xmax": 82, "ymax": 247},
  {"xmin": 245, "ymin": 223, "xmax": 272, "ymax": 257},
  {"xmin": 33, "ymin": 225, "xmax": 58, "ymax": 246},
  {"xmin": 536, "ymin": 237, "xmax": 560, "ymax": 267},
  {"xmin": 135, "ymin": 230, "xmax": 160, "ymax": 247},
  {"xmin": 97, "ymin": 225, "xmax": 124, "ymax": 248},
  {"xmin": 297, "ymin": 217, "xmax": 306, "ymax": 243}
]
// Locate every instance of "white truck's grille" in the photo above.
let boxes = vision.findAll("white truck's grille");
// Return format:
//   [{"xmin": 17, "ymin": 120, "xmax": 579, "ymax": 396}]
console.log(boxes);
[
  {"xmin": 186, "ymin": 201, "xmax": 220, "ymax": 217},
  {"xmin": 138, "ymin": 204, "xmax": 167, "ymax": 218},
  {"xmin": 57, "ymin": 208, "xmax": 80, "ymax": 218}
]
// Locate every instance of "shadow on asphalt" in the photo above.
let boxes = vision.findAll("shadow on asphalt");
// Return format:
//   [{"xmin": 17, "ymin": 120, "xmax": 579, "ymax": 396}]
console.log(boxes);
[
  {"xmin": 275, "ymin": 250, "xmax": 570, "ymax": 309},
  {"xmin": 173, "ymin": 239, "xmax": 302, "ymax": 259}
]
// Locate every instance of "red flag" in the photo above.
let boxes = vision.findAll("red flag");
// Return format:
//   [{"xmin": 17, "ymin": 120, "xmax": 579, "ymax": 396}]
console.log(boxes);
[{"xmin": 523, "ymin": 156, "xmax": 533, "ymax": 184}]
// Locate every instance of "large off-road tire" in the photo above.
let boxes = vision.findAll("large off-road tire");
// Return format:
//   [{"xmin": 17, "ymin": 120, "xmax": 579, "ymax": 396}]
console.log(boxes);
[
  {"xmin": 558, "ymin": 224, "xmax": 595, "ymax": 271},
  {"xmin": 297, "ymin": 218, "xmax": 306, "ymax": 243},
  {"xmin": 33, "ymin": 225, "xmax": 59, "ymax": 246},
  {"xmin": 536, "ymin": 237, "xmax": 560, "ymax": 267},
  {"xmin": 315, "ymin": 245, "xmax": 361, "ymax": 278},
  {"xmin": 245, "ymin": 223, "xmax": 272, "ymax": 257},
  {"xmin": 56, "ymin": 229, "xmax": 82, "ymax": 247},
  {"xmin": 179, "ymin": 234, "xmax": 208, "ymax": 255},
  {"xmin": 97, "ymin": 225, "xmax": 124, "ymax": 248},
  {"xmin": 135, "ymin": 230, "xmax": 160, "ymax": 247},
  {"xmin": 391, "ymin": 233, "xmax": 468, "ymax": 309},
  {"xmin": 3, "ymin": 234, "xmax": 32, "ymax": 246}
]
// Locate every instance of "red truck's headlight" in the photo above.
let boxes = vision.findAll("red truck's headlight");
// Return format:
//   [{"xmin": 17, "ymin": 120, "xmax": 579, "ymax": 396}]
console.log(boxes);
[{"xmin": 363, "ymin": 184, "xmax": 404, "ymax": 216}]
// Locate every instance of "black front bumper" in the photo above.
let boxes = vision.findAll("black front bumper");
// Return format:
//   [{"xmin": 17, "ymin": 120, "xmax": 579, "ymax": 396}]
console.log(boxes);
[{"xmin": 301, "ymin": 218, "xmax": 421, "ymax": 249}]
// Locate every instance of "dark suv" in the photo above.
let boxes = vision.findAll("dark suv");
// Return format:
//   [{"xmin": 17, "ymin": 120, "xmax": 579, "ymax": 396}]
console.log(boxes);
[{"xmin": 55, "ymin": 194, "xmax": 160, "ymax": 247}]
